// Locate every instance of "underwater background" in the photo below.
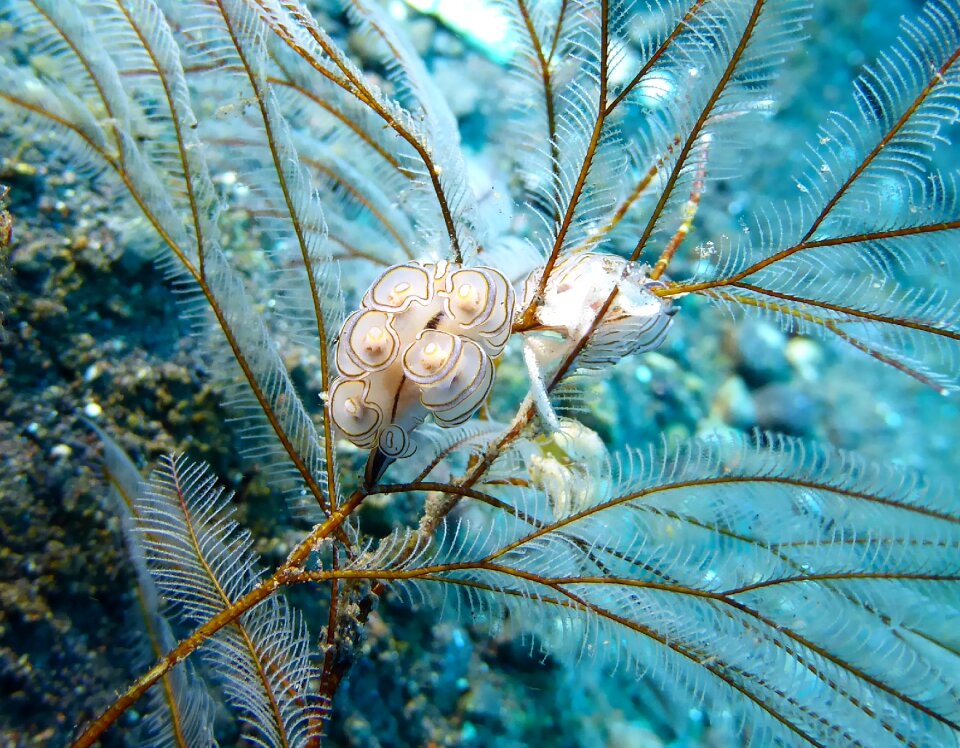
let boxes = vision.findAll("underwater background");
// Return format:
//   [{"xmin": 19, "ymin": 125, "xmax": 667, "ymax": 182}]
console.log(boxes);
[{"xmin": 1, "ymin": 0, "xmax": 959, "ymax": 746}]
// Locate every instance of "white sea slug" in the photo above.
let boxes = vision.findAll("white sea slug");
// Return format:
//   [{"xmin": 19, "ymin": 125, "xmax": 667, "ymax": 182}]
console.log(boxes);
[
  {"xmin": 518, "ymin": 252, "xmax": 676, "ymax": 430},
  {"xmin": 521, "ymin": 253, "xmax": 676, "ymax": 368},
  {"xmin": 330, "ymin": 261, "xmax": 514, "ymax": 458}
]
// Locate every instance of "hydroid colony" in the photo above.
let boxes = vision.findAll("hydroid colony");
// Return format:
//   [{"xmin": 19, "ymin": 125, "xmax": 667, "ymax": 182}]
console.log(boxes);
[{"xmin": 1, "ymin": 0, "xmax": 959, "ymax": 745}]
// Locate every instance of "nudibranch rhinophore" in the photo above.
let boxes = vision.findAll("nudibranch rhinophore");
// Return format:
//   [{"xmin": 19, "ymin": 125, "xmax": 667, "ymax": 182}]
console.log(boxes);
[{"xmin": 330, "ymin": 261, "xmax": 514, "ymax": 458}]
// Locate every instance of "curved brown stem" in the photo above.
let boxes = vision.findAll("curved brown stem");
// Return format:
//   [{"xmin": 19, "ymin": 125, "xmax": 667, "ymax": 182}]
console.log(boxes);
[
  {"xmin": 70, "ymin": 483, "xmax": 366, "ymax": 747},
  {"xmin": 73, "ymin": 569, "xmax": 299, "ymax": 748},
  {"xmin": 253, "ymin": 0, "xmax": 465, "ymax": 262}
]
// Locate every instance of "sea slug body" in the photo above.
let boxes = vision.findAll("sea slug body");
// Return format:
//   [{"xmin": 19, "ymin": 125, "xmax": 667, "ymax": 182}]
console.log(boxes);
[{"xmin": 331, "ymin": 261, "xmax": 514, "ymax": 457}]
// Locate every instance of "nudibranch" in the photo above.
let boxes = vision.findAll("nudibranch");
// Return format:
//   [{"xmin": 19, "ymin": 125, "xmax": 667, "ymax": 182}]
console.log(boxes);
[
  {"xmin": 330, "ymin": 261, "xmax": 514, "ymax": 459},
  {"xmin": 521, "ymin": 252, "xmax": 676, "ymax": 366},
  {"xmin": 516, "ymin": 252, "xmax": 677, "ymax": 431}
]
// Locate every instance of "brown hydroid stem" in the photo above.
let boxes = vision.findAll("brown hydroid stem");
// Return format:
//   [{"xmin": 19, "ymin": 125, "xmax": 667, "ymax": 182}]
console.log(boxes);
[
  {"xmin": 72, "ymin": 574, "xmax": 286, "ymax": 748},
  {"xmin": 71, "ymin": 485, "xmax": 366, "ymax": 748}
]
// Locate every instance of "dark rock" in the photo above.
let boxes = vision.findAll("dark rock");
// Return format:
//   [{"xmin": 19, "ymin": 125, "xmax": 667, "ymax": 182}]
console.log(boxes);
[
  {"xmin": 753, "ymin": 384, "xmax": 817, "ymax": 436},
  {"xmin": 728, "ymin": 321, "xmax": 791, "ymax": 387}
]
